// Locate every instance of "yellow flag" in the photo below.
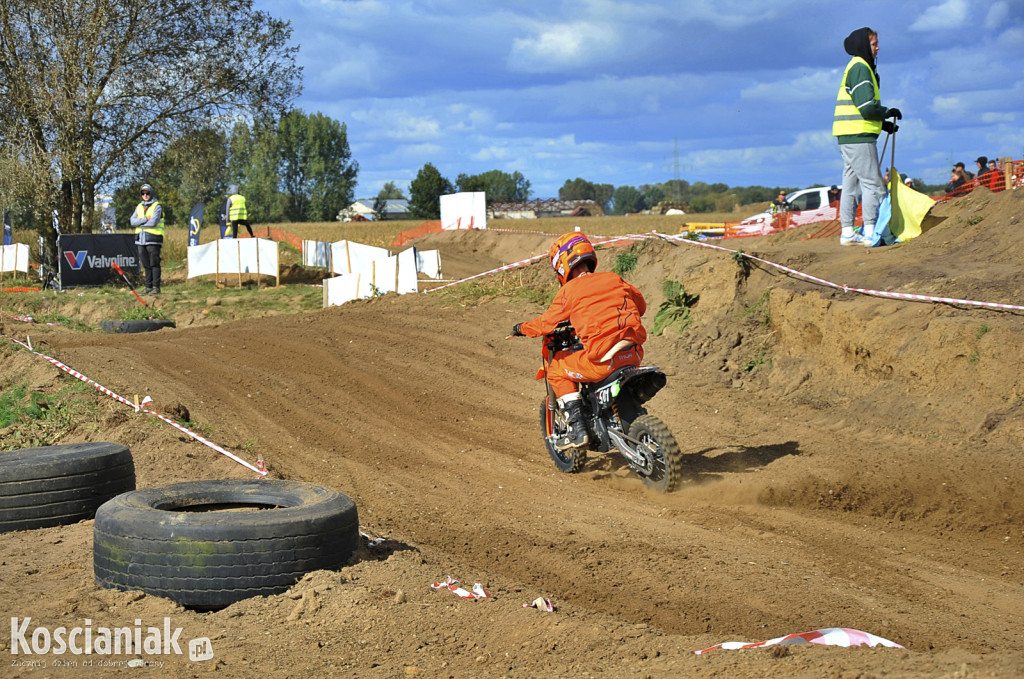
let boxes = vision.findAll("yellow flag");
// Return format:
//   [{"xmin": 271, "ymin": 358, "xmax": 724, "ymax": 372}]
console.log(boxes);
[{"xmin": 888, "ymin": 168, "xmax": 937, "ymax": 242}]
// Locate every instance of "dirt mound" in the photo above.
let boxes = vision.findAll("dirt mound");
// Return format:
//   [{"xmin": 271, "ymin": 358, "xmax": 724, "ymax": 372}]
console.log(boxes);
[{"xmin": 2, "ymin": 192, "xmax": 1024, "ymax": 677}]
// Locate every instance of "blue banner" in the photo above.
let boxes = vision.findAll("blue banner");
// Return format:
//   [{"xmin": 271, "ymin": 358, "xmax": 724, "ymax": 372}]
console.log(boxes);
[
  {"xmin": 2, "ymin": 210, "xmax": 10, "ymax": 246},
  {"xmin": 189, "ymin": 203, "xmax": 205, "ymax": 246}
]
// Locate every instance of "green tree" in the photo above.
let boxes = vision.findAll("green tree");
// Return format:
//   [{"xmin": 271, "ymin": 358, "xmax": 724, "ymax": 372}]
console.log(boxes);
[
  {"xmin": 612, "ymin": 186, "xmax": 644, "ymax": 215},
  {"xmin": 0, "ymin": 0, "xmax": 300, "ymax": 259},
  {"xmin": 227, "ymin": 122, "xmax": 287, "ymax": 223},
  {"xmin": 559, "ymin": 178, "xmax": 614, "ymax": 211},
  {"xmin": 641, "ymin": 184, "xmax": 666, "ymax": 208},
  {"xmin": 456, "ymin": 170, "xmax": 531, "ymax": 202},
  {"xmin": 376, "ymin": 182, "xmax": 407, "ymax": 200},
  {"xmin": 277, "ymin": 111, "xmax": 359, "ymax": 222},
  {"xmin": 409, "ymin": 164, "xmax": 453, "ymax": 220},
  {"xmin": 141, "ymin": 129, "xmax": 228, "ymax": 227},
  {"xmin": 372, "ymin": 182, "xmax": 406, "ymax": 220}
]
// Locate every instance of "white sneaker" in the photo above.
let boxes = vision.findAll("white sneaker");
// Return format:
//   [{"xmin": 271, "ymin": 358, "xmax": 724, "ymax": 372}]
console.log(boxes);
[{"xmin": 839, "ymin": 234, "xmax": 862, "ymax": 246}]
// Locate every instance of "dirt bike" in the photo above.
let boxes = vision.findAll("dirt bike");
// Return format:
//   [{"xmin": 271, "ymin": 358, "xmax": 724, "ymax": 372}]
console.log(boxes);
[{"xmin": 537, "ymin": 321, "xmax": 684, "ymax": 492}]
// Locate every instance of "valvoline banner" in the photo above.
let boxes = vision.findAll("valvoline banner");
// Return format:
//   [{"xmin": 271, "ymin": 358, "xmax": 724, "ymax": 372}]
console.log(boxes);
[{"xmin": 58, "ymin": 233, "xmax": 139, "ymax": 288}]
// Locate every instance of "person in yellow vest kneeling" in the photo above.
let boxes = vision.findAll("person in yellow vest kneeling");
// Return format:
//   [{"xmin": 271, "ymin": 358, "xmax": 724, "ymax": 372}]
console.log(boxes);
[
  {"xmin": 226, "ymin": 185, "xmax": 253, "ymax": 238},
  {"xmin": 130, "ymin": 183, "xmax": 164, "ymax": 295}
]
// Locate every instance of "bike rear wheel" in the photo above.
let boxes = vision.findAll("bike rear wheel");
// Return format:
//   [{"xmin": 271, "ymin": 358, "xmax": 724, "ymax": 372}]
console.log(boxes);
[
  {"xmin": 628, "ymin": 414, "xmax": 683, "ymax": 492},
  {"xmin": 539, "ymin": 397, "xmax": 587, "ymax": 473}
]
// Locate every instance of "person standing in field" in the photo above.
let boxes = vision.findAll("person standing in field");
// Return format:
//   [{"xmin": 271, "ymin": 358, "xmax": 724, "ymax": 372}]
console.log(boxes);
[
  {"xmin": 224, "ymin": 185, "xmax": 253, "ymax": 238},
  {"xmin": 833, "ymin": 27, "xmax": 902, "ymax": 247},
  {"xmin": 130, "ymin": 183, "xmax": 164, "ymax": 295}
]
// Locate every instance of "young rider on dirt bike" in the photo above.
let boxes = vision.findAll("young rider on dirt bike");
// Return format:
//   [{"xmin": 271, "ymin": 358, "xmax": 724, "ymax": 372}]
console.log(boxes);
[{"xmin": 508, "ymin": 231, "xmax": 647, "ymax": 450}]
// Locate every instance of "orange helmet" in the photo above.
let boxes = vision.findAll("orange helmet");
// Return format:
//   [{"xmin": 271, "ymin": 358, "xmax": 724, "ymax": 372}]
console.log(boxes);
[{"xmin": 549, "ymin": 232, "xmax": 597, "ymax": 285}]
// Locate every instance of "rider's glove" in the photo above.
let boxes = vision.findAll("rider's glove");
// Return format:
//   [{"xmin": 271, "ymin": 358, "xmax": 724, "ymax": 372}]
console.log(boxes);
[
  {"xmin": 511, "ymin": 323, "xmax": 524, "ymax": 337},
  {"xmin": 882, "ymin": 120, "xmax": 899, "ymax": 134},
  {"xmin": 886, "ymin": 107, "xmax": 903, "ymax": 120}
]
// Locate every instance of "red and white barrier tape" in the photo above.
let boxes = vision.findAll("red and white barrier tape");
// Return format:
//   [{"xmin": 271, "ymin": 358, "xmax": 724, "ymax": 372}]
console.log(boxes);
[
  {"xmin": 430, "ymin": 576, "xmax": 490, "ymax": 600},
  {"xmin": 655, "ymin": 231, "xmax": 1024, "ymax": 312},
  {"xmin": 695, "ymin": 627, "xmax": 903, "ymax": 654},
  {"xmin": 427, "ymin": 228, "xmax": 1021, "ymax": 312},
  {"xmin": 423, "ymin": 233, "xmax": 650, "ymax": 293},
  {"xmin": 4, "ymin": 335, "xmax": 267, "ymax": 477}
]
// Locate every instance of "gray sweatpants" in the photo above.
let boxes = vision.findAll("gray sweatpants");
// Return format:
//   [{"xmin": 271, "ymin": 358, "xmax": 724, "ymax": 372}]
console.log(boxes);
[{"xmin": 839, "ymin": 142, "xmax": 886, "ymax": 230}]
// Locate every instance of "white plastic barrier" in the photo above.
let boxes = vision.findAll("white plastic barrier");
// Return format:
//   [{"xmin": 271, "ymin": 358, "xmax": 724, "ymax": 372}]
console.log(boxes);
[
  {"xmin": 330, "ymin": 240, "xmax": 391, "ymax": 275},
  {"xmin": 187, "ymin": 238, "xmax": 279, "ymax": 284},
  {"xmin": 302, "ymin": 239, "xmax": 333, "ymax": 269},
  {"xmin": 441, "ymin": 191, "xmax": 487, "ymax": 231},
  {"xmin": 416, "ymin": 249, "xmax": 442, "ymax": 279},
  {"xmin": 0, "ymin": 243, "xmax": 30, "ymax": 274},
  {"xmin": 323, "ymin": 247, "xmax": 422, "ymax": 307}
]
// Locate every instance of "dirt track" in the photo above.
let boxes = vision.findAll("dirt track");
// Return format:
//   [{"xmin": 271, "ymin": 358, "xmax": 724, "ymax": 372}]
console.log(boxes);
[{"xmin": 2, "ymin": 188, "xmax": 1024, "ymax": 677}]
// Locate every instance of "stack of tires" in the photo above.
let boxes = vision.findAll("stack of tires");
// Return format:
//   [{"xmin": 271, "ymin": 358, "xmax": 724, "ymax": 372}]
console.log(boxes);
[{"xmin": 1, "ymin": 443, "xmax": 360, "ymax": 609}]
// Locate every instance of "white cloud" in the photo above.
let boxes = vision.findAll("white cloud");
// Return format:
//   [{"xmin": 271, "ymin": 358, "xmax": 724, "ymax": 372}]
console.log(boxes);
[
  {"xmin": 508, "ymin": 21, "xmax": 621, "ymax": 72},
  {"xmin": 984, "ymin": 1, "xmax": 1010, "ymax": 30},
  {"xmin": 349, "ymin": 106, "xmax": 442, "ymax": 141},
  {"xmin": 931, "ymin": 95, "xmax": 962, "ymax": 114},
  {"xmin": 909, "ymin": 0, "xmax": 970, "ymax": 31},
  {"xmin": 740, "ymin": 69, "xmax": 836, "ymax": 104},
  {"xmin": 979, "ymin": 112, "xmax": 1017, "ymax": 124}
]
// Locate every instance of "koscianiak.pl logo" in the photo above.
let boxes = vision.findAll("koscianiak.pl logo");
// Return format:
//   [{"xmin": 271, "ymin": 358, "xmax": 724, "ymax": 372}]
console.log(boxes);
[{"xmin": 9, "ymin": 617, "xmax": 213, "ymax": 664}]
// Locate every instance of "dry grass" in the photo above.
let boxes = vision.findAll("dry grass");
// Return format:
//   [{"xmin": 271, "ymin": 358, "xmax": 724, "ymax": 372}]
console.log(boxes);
[{"xmin": 6, "ymin": 204, "xmax": 764, "ymax": 273}]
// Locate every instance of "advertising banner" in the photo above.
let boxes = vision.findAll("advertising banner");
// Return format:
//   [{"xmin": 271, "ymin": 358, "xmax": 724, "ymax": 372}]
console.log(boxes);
[
  {"xmin": 58, "ymin": 233, "xmax": 139, "ymax": 287},
  {"xmin": 189, "ymin": 203, "xmax": 205, "ymax": 246}
]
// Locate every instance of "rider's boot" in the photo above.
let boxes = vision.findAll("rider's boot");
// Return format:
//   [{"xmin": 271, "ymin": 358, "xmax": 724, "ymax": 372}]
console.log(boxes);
[{"xmin": 556, "ymin": 397, "xmax": 589, "ymax": 450}]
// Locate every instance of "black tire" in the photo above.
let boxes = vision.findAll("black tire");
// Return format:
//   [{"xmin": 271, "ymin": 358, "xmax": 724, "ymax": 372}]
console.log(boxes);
[
  {"xmin": 99, "ymin": 319, "xmax": 176, "ymax": 334},
  {"xmin": 94, "ymin": 479, "xmax": 359, "ymax": 609},
  {"xmin": 628, "ymin": 414, "xmax": 684, "ymax": 493},
  {"xmin": 540, "ymin": 397, "xmax": 587, "ymax": 473},
  {"xmin": 0, "ymin": 442, "xmax": 135, "ymax": 533}
]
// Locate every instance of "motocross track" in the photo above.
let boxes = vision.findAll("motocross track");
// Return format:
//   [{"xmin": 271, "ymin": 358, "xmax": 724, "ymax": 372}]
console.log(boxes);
[{"xmin": 2, "ymin": 187, "xmax": 1024, "ymax": 677}]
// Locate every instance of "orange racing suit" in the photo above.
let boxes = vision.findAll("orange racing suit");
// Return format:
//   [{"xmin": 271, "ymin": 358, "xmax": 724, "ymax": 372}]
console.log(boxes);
[{"xmin": 520, "ymin": 271, "xmax": 647, "ymax": 398}]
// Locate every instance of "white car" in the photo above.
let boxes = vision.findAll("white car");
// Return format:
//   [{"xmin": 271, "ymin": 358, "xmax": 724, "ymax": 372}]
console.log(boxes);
[{"xmin": 740, "ymin": 186, "xmax": 836, "ymax": 224}]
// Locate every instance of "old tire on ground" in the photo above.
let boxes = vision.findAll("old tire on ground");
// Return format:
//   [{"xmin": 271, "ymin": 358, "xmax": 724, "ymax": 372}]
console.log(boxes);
[
  {"xmin": 99, "ymin": 319, "xmax": 176, "ymax": 334},
  {"xmin": 0, "ymin": 442, "xmax": 135, "ymax": 533},
  {"xmin": 94, "ymin": 479, "xmax": 359, "ymax": 609}
]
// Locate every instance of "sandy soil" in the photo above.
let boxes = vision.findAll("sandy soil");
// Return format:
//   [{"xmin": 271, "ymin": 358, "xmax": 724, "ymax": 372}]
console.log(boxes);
[{"xmin": 2, "ymin": 186, "xmax": 1023, "ymax": 678}]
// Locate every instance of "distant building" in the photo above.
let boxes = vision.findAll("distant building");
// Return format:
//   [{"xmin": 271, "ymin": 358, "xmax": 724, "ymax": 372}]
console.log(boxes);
[
  {"xmin": 337, "ymin": 199, "xmax": 410, "ymax": 222},
  {"xmin": 488, "ymin": 199, "xmax": 604, "ymax": 220}
]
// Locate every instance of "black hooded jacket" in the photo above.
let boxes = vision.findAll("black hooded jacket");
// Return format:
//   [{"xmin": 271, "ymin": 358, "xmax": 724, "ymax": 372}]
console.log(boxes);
[{"xmin": 844, "ymin": 27, "xmax": 879, "ymax": 84}]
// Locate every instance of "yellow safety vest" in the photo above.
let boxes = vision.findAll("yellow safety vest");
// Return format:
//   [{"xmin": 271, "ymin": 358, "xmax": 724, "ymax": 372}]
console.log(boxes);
[
  {"xmin": 832, "ymin": 56, "xmax": 882, "ymax": 137},
  {"xmin": 228, "ymin": 194, "xmax": 248, "ymax": 221},
  {"xmin": 133, "ymin": 201, "xmax": 165, "ymax": 237}
]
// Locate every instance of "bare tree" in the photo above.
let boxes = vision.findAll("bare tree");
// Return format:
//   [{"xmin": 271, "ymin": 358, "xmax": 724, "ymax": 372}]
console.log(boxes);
[{"xmin": 0, "ymin": 0, "xmax": 301, "ymax": 250}]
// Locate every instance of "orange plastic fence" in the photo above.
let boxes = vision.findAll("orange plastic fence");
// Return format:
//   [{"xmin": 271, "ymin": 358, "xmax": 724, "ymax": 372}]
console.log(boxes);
[
  {"xmin": 254, "ymin": 226, "xmax": 303, "ymax": 250},
  {"xmin": 723, "ymin": 207, "xmax": 844, "ymax": 240},
  {"xmin": 939, "ymin": 158, "xmax": 1021, "ymax": 201},
  {"xmin": 392, "ymin": 221, "xmax": 442, "ymax": 248}
]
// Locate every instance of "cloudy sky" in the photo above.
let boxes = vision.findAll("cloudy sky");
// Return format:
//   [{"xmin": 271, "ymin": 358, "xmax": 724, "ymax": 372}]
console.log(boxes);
[{"xmin": 252, "ymin": 0, "xmax": 1023, "ymax": 199}]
